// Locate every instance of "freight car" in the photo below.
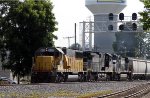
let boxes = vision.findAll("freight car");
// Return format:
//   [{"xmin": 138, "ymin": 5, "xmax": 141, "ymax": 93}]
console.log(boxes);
[
  {"xmin": 127, "ymin": 58, "xmax": 150, "ymax": 80},
  {"xmin": 31, "ymin": 47, "xmax": 150, "ymax": 83}
]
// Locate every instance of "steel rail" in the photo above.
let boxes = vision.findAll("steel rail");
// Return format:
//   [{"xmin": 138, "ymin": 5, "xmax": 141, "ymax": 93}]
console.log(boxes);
[
  {"xmin": 124, "ymin": 84, "xmax": 150, "ymax": 98},
  {"xmin": 98, "ymin": 83, "xmax": 150, "ymax": 98}
]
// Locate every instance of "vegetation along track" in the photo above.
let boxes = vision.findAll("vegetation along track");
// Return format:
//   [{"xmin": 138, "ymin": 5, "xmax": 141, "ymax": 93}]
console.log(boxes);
[{"xmin": 98, "ymin": 83, "xmax": 150, "ymax": 98}]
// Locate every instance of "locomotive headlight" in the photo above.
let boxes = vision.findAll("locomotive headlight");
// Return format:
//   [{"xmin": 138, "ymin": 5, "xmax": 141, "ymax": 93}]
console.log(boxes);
[
  {"xmin": 113, "ymin": 60, "xmax": 116, "ymax": 64},
  {"xmin": 45, "ymin": 48, "xmax": 48, "ymax": 52}
]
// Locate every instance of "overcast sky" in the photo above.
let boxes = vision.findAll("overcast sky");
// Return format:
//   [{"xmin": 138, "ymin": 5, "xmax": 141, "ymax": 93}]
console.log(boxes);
[{"xmin": 51, "ymin": 0, "xmax": 144, "ymax": 47}]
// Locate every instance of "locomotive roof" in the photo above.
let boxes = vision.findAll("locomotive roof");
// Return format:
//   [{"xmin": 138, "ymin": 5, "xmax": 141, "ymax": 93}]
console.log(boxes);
[
  {"xmin": 35, "ymin": 47, "xmax": 64, "ymax": 55},
  {"xmin": 128, "ymin": 57, "xmax": 150, "ymax": 62}
]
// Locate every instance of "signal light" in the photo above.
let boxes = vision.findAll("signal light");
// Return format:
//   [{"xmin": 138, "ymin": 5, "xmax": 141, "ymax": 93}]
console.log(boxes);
[
  {"xmin": 132, "ymin": 23, "xmax": 137, "ymax": 31},
  {"xmin": 119, "ymin": 24, "xmax": 124, "ymax": 30},
  {"xmin": 119, "ymin": 13, "xmax": 124, "ymax": 20},
  {"xmin": 132, "ymin": 13, "xmax": 137, "ymax": 20},
  {"xmin": 109, "ymin": 13, "xmax": 113, "ymax": 20}
]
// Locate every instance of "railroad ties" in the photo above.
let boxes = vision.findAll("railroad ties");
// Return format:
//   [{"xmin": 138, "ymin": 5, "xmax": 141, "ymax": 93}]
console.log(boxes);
[{"xmin": 98, "ymin": 83, "xmax": 150, "ymax": 98}]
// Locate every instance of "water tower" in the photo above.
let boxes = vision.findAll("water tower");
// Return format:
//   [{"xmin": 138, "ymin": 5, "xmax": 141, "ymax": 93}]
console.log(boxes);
[{"xmin": 84, "ymin": 0, "xmax": 127, "ymax": 53}]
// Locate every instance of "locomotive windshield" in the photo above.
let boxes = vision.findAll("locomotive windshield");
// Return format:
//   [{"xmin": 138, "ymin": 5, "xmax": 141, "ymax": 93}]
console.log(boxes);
[
  {"xmin": 112, "ymin": 54, "xmax": 118, "ymax": 60},
  {"xmin": 35, "ymin": 47, "xmax": 62, "ymax": 57}
]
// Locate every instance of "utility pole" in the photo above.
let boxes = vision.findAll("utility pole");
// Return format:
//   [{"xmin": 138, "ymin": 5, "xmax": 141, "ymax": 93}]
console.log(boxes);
[
  {"xmin": 75, "ymin": 23, "xmax": 77, "ymax": 50},
  {"xmin": 63, "ymin": 36, "xmax": 74, "ymax": 48}
]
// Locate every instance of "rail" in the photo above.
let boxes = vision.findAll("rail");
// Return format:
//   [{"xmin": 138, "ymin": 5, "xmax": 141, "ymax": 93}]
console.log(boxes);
[{"xmin": 98, "ymin": 83, "xmax": 150, "ymax": 98}]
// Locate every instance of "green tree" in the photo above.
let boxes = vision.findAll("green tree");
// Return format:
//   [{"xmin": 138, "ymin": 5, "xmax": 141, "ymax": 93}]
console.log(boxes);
[
  {"xmin": 0, "ymin": 0, "xmax": 57, "ymax": 84},
  {"xmin": 139, "ymin": 0, "xmax": 150, "ymax": 31},
  {"xmin": 139, "ymin": 0, "xmax": 150, "ymax": 58}
]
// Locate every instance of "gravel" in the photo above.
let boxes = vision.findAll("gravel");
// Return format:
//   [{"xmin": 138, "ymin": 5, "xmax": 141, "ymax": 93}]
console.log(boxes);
[{"xmin": 0, "ymin": 81, "xmax": 149, "ymax": 98}]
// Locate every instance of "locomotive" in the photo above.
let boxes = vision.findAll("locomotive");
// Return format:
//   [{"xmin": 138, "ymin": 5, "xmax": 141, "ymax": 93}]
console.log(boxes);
[
  {"xmin": 31, "ymin": 47, "xmax": 150, "ymax": 83},
  {"xmin": 31, "ymin": 47, "xmax": 84, "ymax": 83}
]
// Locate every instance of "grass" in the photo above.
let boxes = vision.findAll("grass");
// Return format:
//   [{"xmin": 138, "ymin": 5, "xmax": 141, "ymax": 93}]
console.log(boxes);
[
  {"xmin": 77, "ymin": 90, "xmax": 112, "ymax": 98},
  {"xmin": 0, "ymin": 90, "xmax": 112, "ymax": 98}
]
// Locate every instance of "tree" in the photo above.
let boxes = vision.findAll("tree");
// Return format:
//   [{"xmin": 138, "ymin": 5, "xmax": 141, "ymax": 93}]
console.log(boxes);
[
  {"xmin": 0, "ymin": 0, "xmax": 57, "ymax": 84},
  {"xmin": 139, "ymin": 0, "xmax": 150, "ymax": 58},
  {"xmin": 139, "ymin": 0, "xmax": 150, "ymax": 31}
]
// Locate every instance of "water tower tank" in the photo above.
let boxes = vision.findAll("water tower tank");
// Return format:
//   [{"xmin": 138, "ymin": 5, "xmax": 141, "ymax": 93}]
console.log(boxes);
[
  {"xmin": 85, "ymin": 0, "xmax": 127, "ymax": 53},
  {"xmin": 85, "ymin": 0, "xmax": 127, "ymax": 14}
]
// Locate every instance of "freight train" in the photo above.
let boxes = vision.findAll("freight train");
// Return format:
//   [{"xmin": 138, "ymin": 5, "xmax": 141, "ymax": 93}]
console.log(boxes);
[{"xmin": 31, "ymin": 47, "xmax": 150, "ymax": 83}]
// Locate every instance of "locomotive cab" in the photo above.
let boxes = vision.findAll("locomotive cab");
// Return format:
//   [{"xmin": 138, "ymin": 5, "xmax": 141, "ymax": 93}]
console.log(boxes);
[
  {"xmin": 32, "ymin": 47, "xmax": 63, "ymax": 71},
  {"xmin": 31, "ymin": 47, "xmax": 64, "ymax": 83}
]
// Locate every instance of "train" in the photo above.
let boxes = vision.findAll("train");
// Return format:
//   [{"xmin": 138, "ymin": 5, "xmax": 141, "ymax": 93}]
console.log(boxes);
[{"xmin": 31, "ymin": 47, "xmax": 150, "ymax": 83}]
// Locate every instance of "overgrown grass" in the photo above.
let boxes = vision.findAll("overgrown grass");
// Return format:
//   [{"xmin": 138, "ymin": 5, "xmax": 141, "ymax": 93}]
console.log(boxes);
[{"xmin": 0, "ymin": 90, "xmax": 112, "ymax": 98}]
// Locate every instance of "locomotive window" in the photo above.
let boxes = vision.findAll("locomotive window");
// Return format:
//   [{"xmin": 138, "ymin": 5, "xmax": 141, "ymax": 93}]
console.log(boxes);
[
  {"xmin": 83, "ymin": 58, "xmax": 88, "ymax": 62},
  {"xmin": 47, "ymin": 49, "xmax": 55, "ymax": 52},
  {"xmin": 75, "ymin": 52, "xmax": 83, "ymax": 58},
  {"xmin": 39, "ymin": 52, "xmax": 54, "ymax": 56},
  {"xmin": 94, "ymin": 52, "xmax": 101, "ymax": 58},
  {"xmin": 35, "ymin": 50, "xmax": 60, "ymax": 57},
  {"xmin": 62, "ymin": 47, "xmax": 67, "ymax": 54},
  {"xmin": 98, "ymin": 53, "xmax": 101, "ymax": 58},
  {"xmin": 112, "ymin": 54, "xmax": 117, "ymax": 60},
  {"xmin": 105, "ymin": 56, "xmax": 109, "ymax": 61},
  {"xmin": 83, "ymin": 51, "xmax": 90, "ymax": 57},
  {"xmin": 104, "ymin": 54, "xmax": 110, "ymax": 67},
  {"xmin": 40, "ymin": 49, "xmax": 46, "ymax": 52}
]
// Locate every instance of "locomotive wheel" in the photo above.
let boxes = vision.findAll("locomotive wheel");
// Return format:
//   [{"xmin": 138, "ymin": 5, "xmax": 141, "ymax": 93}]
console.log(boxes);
[
  {"xmin": 106, "ymin": 74, "xmax": 112, "ymax": 81},
  {"xmin": 116, "ymin": 74, "xmax": 121, "ymax": 81},
  {"xmin": 78, "ymin": 74, "xmax": 82, "ymax": 82},
  {"xmin": 63, "ymin": 74, "xmax": 68, "ymax": 82},
  {"xmin": 94, "ymin": 75, "xmax": 98, "ymax": 81},
  {"xmin": 31, "ymin": 76, "xmax": 36, "ymax": 83},
  {"xmin": 86, "ymin": 74, "xmax": 90, "ymax": 82},
  {"xmin": 85, "ymin": 72, "xmax": 92, "ymax": 82},
  {"xmin": 127, "ymin": 73, "xmax": 133, "ymax": 81},
  {"xmin": 78, "ymin": 73, "xmax": 84, "ymax": 82},
  {"xmin": 55, "ymin": 74, "xmax": 61, "ymax": 83},
  {"xmin": 31, "ymin": 73, "xmax": 38, "ymax": 83},
  {"xmin": 83, "ymin": 74, "xmax": 87, "ymax": 82}
]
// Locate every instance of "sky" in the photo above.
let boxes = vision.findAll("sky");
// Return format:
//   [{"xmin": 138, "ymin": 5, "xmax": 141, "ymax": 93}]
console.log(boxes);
[{"xmin": 51, "ymin": 0, "xmax": 144, "ymax": 47}]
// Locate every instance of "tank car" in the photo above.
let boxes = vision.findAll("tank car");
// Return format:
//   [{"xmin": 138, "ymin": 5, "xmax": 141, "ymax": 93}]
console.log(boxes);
[{"xmin": 127, "ymin": 58, "xmax": 150, "ymax": 80}]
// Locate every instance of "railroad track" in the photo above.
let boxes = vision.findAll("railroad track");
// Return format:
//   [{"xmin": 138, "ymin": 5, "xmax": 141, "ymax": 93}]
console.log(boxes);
[{"xmin": 98, "ymin": 83, "xmax": 150, "ymax": 98}]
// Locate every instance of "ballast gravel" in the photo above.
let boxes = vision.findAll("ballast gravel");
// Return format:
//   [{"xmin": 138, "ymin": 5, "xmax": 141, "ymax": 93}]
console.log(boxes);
[{"xmin": 0, "ymin": 81, "xmax": 149, "ymax": 98}]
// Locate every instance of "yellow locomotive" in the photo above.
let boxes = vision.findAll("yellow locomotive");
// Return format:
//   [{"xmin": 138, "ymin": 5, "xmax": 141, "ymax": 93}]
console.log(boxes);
[{"xmin": 31, "ymin": 47, "xmax": 85, "ymax": 83}]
